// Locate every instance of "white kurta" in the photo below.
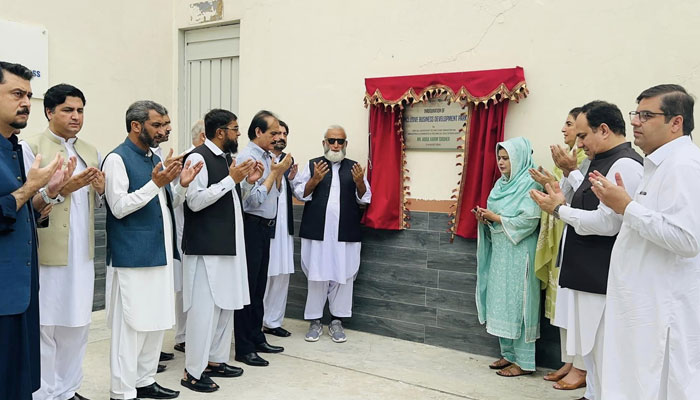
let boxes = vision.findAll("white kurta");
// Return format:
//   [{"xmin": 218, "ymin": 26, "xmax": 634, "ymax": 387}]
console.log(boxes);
[
  {"xmin": 103, "ymin": 151, "xmax": 184, "ymax": 332},
  {"xmin": 182, "ymin": 141, "xmax": 250, "ymax": 312},
  {"xmin": 21, "ymin": 136, "xmax": 99, "ymax": 327},
  {"xmin": 268, "ymin": 161, "xmax": 295, "ymax": 277},
  {"xmin": 294, "ymin": 161, "xmax": 371, "ymax": 284},
  {"xmin": 602, "ymin": 136, "xmax": 700, "ymax": 400},
  {"xmin": 554, "ymin": 157, "xmax": 643, "ymax": 356}
]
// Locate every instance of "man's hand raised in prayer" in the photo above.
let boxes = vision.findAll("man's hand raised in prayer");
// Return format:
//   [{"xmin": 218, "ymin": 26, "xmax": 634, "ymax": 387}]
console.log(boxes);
[
  {"xmin": 163, "ymin": 148, "xmax": 184, "ymax": 168},
  {"xmin": 152, "ymin": 161, "xmax": 182, "ymax": 188},
  {"xmin": 179, "ymin": 160, "xmax": 204, "ymax": 187},
  {"xmin": 588, "ymin": 170, "xmax": 632, "ymax": 215},
  {"xmin": 551, "ymin": 145, "xmax": 577, "ymax": 177},
  {"xmin": 303, "ymin": 160, "xmax": 330, "ymax": 198},
  {"xmin": 229, "ymin": 159, "xmax": 255, "ymax": 184},
  {"xmin": 351, "ymin": 162, "xmax": 367, "ymax": 197},
  {"xmin": 271, "ymin": 153, "xmax": 293, "ymax": 176},
  {"xmin": 530, "ymin": 181, "xmax": 566, "ymax": 215}
]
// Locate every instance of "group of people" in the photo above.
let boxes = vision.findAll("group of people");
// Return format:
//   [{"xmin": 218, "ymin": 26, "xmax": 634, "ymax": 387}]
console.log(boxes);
[
  {"xmin": 0, "ymin": 60, "xmax": 371, "ymax": 400},
  {"xmin": 475, "ymin": 84, "xmax": 700, "ymax": 400}
]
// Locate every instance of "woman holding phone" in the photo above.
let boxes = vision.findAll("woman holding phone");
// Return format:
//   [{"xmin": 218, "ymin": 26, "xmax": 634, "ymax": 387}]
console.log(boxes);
[{"xmin": 474, "ymin": 137, "xmax": 542, "ymax": 377}]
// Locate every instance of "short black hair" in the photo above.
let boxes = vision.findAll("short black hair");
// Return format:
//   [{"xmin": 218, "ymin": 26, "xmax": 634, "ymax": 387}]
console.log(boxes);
[
  {"xmin": 125, "ymin": 100, "xmax": 167, "ymax": 133},
  {"xmin": 43, "ymin": 84, "xmax": 86, "ymax": 120},
  {"xmin": 580, "ymin": 100, "xmax": 626, "ymax": 136},
  {"xmin": 637, "ymin": 84, "xmax": 694, "ymax": 136},
  {"xmin": 0, "ymin": 61, "xmax": 33, "ymax": 83},
  {"xmin": 204, "ymin": 109, "xmax": 237, "ymax": 139},
  {"xmin": 569, "ymin": 107, "xmax": 583, "ymax": 119},
  {"xmin": 279, "ymin": 120, "xmax": 289, "ymax": 134},
  {"xmin": 247, "ymin": 110, "xmax": 278, "ymax": 140}
]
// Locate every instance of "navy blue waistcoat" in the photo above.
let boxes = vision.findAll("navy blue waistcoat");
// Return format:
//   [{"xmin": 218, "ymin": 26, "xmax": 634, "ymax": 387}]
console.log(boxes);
[
  {"xmin": 0, "ymin": 134, "xmax": 37, "ymax": 315},
  {"xmin": 104, "ymin": 138, "xmax": 179, "ymax": 268}
]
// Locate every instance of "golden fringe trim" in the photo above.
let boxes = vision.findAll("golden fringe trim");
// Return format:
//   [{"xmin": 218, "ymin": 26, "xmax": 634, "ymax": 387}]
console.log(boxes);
[
  {"xmin": 364, "ymin": 82, "xmax": 528, "ymax": 110},
  {"xmin": 396, "ymin": 110, "xmax": 411, "ymax": 229},
  {"xmin": 447, "ymin": 106, "xmax": 473, "ymax": 241}
]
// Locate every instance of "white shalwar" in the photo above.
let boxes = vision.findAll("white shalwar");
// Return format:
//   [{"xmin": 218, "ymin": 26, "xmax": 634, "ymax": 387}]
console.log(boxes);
[
  {"xmin": 554, "ymin": 157, "xmax": 642, "ymax": 400},
  {"xmin": 21, "ymin": 135, "xmax": 101, "ymax": 400},
  {"xmin": 182, "ymin": 143, "xmax": 250, "ymax": 379},
  {"xmin": 294, "ymin": 161, "xmax": 371, "ymax": 320},
  {"xmin": 263, "ymin": 163, "xmax": 296, "ymax": 329},
  {"xmin": 102, "ymin": 152, "xmax": 184, "ymax": 400},
  {"xmin": 602, "ymin": 136, "xmax": 700, "ymax": 400}
]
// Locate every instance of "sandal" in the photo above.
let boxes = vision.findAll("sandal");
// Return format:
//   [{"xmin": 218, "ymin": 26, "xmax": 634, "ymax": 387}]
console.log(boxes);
[
  {"xmin": 496, "ymin": 364, "xmax": 534, "ymax": 377},
  {"xmin": 543, "ymin": 364, "xmax": 571, "ymax": 381},
  {"xmin": 204, "ymin": 362, "xmax": 244, "ymax": 378},
  {"xmin": 554, "ymin": 377, "xmax": 587, "ymax": 390},
  {"xmin": 181, "ymin": 370, "xmax": 219, "ymax": 393},
  {"xmin": 489, "ymin": 358, "xmax": 512, "ymax": 370}
]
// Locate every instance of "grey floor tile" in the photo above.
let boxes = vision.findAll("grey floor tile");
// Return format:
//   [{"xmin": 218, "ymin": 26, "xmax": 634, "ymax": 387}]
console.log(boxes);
[
  {"xmin": 428, "ymin": 212, "xmax": 452, "ymax": 232},
  {"xmin": 438, "ymin": 270, "xmax": 476, "ymax": 293},
  {"xmin": 438, "ymin": 232, "xmax": 477, "ymax": 254},
  {"xmin": 406, "ymin": 211, "xmax": 429, "ymax": 231},
  {"xmin": 424, "ymin": 325, "xmax": 500, "ymax": 358},
  {"xmin": 361, "ymin": 244, "xmax": 427, "ymax": 268},
  {"xmin": 426, "ymin": 288, "xmax": 477, "ymax": 314},
  {"xmin": 436, "ymin": 309, "xmax": 482, "ymax": 331},
  {"xmin": 353, "ymin": 296, "xmax": 437, "ymax": 326},
  {"xmin": 353, "ymin": 278, "xmax": 427, "ymax": 306},
  {"xmin": 345, "ymin": 313, "xmax": 425, "ymax": 343},
  {"xmin": 361, "ymin": 228, "xmax": 440, "ymax": 250},
  {"xmin": 357, "ymin": 261, "xmax": 438, "ymax": 288},
  {"xmin": 428, "ymin": 250, "xmax": 476, "ymax": 273}
]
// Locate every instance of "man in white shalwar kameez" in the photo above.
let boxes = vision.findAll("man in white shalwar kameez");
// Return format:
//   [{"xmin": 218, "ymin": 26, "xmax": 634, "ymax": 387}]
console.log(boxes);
[
  {"xmin": 294, "ymin": 125, "xmax": 371, "ymax": 343},
  {"xmin": 103, "ymin": 100, "xmax": 201, "ymax": 400},
  {"xmin": 180, "ymin": 109, "xmax": 252, "ymax": 392},
  {"xmin": 531, "ymin": 101, "xmax": 643, "ymax": 400},
  {"xmin": 263, "ymin": 120, "xmax": 298, "ymax": 338},
  {"xmin": 592, "ymin": 85, "xmax": 700, "ymax": 400},
  {"xmin": 21, "ymin": 84, "xmax": 103, "ymax": 400}
]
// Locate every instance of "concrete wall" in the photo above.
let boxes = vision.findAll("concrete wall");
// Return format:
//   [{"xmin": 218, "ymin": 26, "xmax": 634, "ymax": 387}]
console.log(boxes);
[
  {"xmin": 173, "ymin": 0, "xmax": 700, "ymax": 203},
  {"xmin": 2, "ymin": 0, "xmax": 176, "ymax": 156}
]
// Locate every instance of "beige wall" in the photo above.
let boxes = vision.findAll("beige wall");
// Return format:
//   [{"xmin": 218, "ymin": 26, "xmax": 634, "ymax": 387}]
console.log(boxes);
[
  {"xmin": 2, "ymin": 0, "xmax": 175, "ymax": 156},
  {"xmin": 5, "ymin": 0, "xmax": 698, "ymax": 202},
  {"xmin": 174, "ymin": 0, "xmax": 700, "ymax": 202}
]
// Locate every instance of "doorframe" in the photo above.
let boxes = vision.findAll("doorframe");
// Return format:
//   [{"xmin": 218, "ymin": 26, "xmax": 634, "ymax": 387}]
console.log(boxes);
[{"xmin": 177, "ymin": 22, "xmax": 240, "ymax": 153}]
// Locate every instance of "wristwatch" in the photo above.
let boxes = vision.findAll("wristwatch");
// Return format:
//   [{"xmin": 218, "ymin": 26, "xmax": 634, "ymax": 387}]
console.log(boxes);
[
  {"xmin": 553, "ymin": 203, "xmax": 564, "ymax": 219},
  {"xmin": 39, "ymin": 187, "xmax": 64, "ymax": 205}
]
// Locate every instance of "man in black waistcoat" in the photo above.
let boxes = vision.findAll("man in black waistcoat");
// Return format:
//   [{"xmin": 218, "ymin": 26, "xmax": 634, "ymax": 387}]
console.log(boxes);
[
  {"xmin": 294, "ymin": 125, "xmax": 371, "ymax": 343},
  {"xmin": 530, "ymin": 101, "xmax": 643, "ymax": 400},
  {"xmin": 180, "ymin": 109, "xmax": 261, "ymax": 392}
]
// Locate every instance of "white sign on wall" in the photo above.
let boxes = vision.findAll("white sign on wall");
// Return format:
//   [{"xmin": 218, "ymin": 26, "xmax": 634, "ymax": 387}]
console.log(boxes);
[
  {"xmin": 403, "ymin": 97, "xmax": 467, "ymax": 150},
  {"xmin": 0, "ymin": 19, "xmax": 49, "ymax": 98}
]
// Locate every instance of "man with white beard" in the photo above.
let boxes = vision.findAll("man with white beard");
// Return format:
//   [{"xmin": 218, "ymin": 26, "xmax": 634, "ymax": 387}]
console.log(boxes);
[
  {"xmin": 262, "ymin": 120, "xmax": 298, "ymax": 337},
  {"xmin": 294, "ymin": 125, "xmax": 371, "ymax": 343}
]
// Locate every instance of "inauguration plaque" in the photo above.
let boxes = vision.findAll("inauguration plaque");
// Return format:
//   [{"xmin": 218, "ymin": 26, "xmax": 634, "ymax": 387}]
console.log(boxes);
[{"xmin": 403, "ymin": 97, "xmax": 466, "ymax": 150}]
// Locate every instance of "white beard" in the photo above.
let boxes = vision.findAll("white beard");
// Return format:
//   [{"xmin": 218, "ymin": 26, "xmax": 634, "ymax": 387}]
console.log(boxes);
[{"xmin": 324, "ymin": 148, "xmax": 346, "ymax": 163}]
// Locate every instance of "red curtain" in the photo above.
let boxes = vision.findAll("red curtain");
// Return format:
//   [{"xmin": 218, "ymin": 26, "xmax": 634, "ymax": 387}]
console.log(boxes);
[
  {"xmin": 362, "ymin": 106, "xmax": 404, "ymax": 230},
  {"xmin": 454, "ymin": 101, "xmax": 509, "ymax": 238}
]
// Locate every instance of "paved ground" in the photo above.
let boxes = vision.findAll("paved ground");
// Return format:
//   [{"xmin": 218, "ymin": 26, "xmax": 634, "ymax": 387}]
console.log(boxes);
[{"xmin": 80, "ymin": 311, "xmax": 585, "ymax": 399}]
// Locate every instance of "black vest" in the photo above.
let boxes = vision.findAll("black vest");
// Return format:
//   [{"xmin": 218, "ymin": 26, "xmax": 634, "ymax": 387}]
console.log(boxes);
[
  {"xmin": 299, "ymin": 157, "xmax": 362, "ymax": 242},
  {"xmin": 280, "ymin": 152, "xmax": 294, "ymax": 236},
  {"xmin": 182, "ymin": 144, "xmax": 242, "ymax": 255},
  {"xmin": 559, "ymin": 142, "xmax": 642, "ymax": 294}
]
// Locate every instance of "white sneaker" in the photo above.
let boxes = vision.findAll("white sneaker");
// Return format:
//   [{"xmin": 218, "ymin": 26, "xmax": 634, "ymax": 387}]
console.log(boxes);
[{"xmin": 305, "ymin": 320, "xmax": 323, "ymax": 342}]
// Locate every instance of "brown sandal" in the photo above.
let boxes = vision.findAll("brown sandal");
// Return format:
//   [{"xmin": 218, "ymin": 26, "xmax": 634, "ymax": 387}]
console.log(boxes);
[
  {"xmin": 489, "ymin": 358, "xmax": 512, "ymax": 370},
  {"xmin": 543, "ymin": 365, "xmax": 571, "ymax": 381},
  {"xmin": 496, "ymin": 364, "xmax": 534, "ymax": 377},
  {"xmin": 554, "ymin": 377, "xmax": 587, "ymax": 390}
]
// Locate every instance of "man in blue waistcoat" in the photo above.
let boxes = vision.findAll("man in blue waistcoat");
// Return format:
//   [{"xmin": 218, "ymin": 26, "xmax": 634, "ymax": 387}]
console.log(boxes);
[
  {"xmin": 102, "ymin": 100, "xmax": 202, "ymax": 400},
  {"xmin": 0, "ymin": 61, "xmax": 74, "ymax": 400}
]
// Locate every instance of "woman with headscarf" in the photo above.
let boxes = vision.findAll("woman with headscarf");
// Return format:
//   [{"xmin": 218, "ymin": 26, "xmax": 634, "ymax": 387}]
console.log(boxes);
[
  {"xmin": 474, "ymin": 137, "xmax": 542, "ymax": 377},
  {"xmin": 529, "ymin": 108, "xmax": 589, "ymax": 389}
]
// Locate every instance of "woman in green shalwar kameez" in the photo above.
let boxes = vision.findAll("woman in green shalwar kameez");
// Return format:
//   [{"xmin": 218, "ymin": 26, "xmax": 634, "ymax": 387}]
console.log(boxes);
[{"xmin": 474, "ymin": 137, "xmax": 542, "ymax": 377}]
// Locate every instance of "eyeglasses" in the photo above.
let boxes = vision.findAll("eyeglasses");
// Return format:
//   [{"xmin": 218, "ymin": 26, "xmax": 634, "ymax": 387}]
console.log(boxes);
[
  {"xmin": 326, "ymin": 138, "xmax": 346, "ymax": 145},
  {"xmin": 629, "ymin": 111, "xmax": 669, "ymax": 123}
]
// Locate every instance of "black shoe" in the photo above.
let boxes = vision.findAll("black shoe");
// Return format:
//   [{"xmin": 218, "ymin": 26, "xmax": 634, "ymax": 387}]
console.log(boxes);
[
  {"xmin": 205, "ymin": 362, "xmax": 244, "ymax": 378},
  {"xmin": 181, "ymin": 370, "xmax": 219, "ymax": 393},
  {"xmin": 173, "ymin": 342, "xmax": 185, "ymax": 353},
  {"xmin": 255, "ymin": 341, "xmax": 284, "ymax": 353},
  {"xmin": 110, "ymin": 398, "xmax": 136, "ymax": 400},
  {"xmin": 234, "ymin": 352, "xmax": 269, "ymax": 367},
  {"xmin": 160, "ymin": 351, "xmax": 174, "ymax": 361},
  {"xmin": 136, "ymin": 382, "xmax": 180, "ymax": 399},
  {"xmin": 72, "ymin": 394, "xmax": 90, "ymax": 400},
  {"xmin": 263, "ymin": 326, "xmax": 292, "ymax": 337},
  {"xmin": 157, "ymin": 364, "xmax": 167, "ymax": 373}
]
